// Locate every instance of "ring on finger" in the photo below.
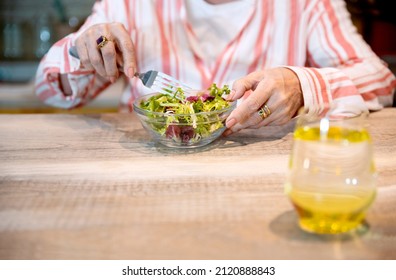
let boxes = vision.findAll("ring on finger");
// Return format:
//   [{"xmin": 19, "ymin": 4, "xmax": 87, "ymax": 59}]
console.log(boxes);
[
  {"xmin": 257, "ymin": 104, "xmax": 271, "ymax": 119},
  {"xmin": 96, "ymin": 35, "xmax": 110, "ymax": 49}
]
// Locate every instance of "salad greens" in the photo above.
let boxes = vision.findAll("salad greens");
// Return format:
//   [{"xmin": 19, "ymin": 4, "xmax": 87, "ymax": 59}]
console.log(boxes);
[{"xmin": 138, "ymin": 84, "xmax": 233, "ymax": 144}]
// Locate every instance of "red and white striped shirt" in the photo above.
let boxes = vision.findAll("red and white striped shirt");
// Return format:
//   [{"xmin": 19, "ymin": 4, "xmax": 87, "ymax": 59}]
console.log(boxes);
[{"xmin": 35, "ymin": 0, "xmax": 396, "ymax": 111}]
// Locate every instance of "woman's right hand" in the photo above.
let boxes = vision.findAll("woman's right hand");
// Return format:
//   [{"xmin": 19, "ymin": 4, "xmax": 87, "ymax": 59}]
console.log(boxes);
[{"xmin": 74, "ymin": 22, "xmax": 137, "ymax": 83}]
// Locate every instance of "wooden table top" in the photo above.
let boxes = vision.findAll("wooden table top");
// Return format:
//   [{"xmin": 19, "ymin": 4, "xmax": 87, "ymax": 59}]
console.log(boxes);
[{"xmin": 1, "ymin": 109, "xmax": 395, "ymax": 260}]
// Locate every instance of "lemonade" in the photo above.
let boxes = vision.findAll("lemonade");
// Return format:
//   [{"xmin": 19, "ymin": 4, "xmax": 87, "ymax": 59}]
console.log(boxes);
[{"xmin": 285, "ymin": 126, "xmax": 377, "ymax": 234}]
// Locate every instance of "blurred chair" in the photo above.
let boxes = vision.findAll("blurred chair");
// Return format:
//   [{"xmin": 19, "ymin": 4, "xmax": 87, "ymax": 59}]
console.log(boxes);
[{"xmin": 346, "ymin": 0, "xmax": 396, "ymax": 74}]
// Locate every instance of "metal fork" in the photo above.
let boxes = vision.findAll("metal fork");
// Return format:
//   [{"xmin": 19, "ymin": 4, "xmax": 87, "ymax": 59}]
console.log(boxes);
[
  {"xmin": 134, "ymin": 71, "xmax": 193, "ymax": 94},
  {"xmin": 69, "ymin": 46, "xmax": 191, "ymax": 94}
]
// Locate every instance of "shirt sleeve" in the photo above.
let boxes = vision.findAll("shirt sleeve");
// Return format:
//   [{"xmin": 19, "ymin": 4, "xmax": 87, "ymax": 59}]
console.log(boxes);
[
  {"xmin": 288, "ymin": 0, "xmax": 396, "ymax": 112},
  {"xmin": 34, "ymin": 0, "xmax": 114, "ymax": 109}
]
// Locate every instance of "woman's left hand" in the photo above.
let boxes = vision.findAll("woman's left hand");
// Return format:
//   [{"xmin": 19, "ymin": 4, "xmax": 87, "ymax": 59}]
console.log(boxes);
[{"xmin": 224, "ymin": 67, "xmax": 304, "ymax": 135}]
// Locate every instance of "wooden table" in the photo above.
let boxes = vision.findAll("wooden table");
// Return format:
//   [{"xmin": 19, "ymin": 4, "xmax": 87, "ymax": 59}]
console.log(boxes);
[{"xmin": 1, "ymin": 109, "xmax": 395, "ymax": 260}]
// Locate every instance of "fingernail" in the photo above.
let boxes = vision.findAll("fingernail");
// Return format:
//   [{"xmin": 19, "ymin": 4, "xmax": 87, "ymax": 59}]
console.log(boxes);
[
  {"xmin": 127, "ymin": 67, "xmax": 135, "ymax": 79},
  {"xmin": 226, "ymin": 118, "xmax": 237, "ymax": 128},
  {"xmin": 229, "ymin": 89, "xmax": 236, "ymax": 99},
  {"xmin": 225, "ymin": 89, "xmax": 235, "ymax": 100},
  {"xmin": 223, "ymin": 129, "xmax": 232, "ymax": 137},
  {"xmin": 109, "ymin": 77, "xmax": 116, "ymax": 83}
]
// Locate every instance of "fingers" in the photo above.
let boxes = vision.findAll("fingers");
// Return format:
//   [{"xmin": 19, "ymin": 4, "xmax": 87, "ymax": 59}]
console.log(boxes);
[
  {"xmin": 85, "ymin": 34, "xmax": 107, "ymax": 77},
  {"xmin": 223, "ymin": 68, "xmax": 304, "ymax": 136},
  {"xmin": 74, "ymin": 22, "xmax": 137, "ymax": 81},
  {"xmin": 224, "ymin": 98, "xmax": 275, "ymax": 136},
  {"xmin": 74, "ymin": 40, "xmax": 92, "ymax": 70},
  {"xmin": 100, "ymin": 40, "xmax": 118, "ymax": 83},
  {"xmin": 226, "ymin": 71, "xmax": 264, "ymax": 101},
  {"xmin": 226, "ymin": 77, "xmax": 271, "ymax": 128},
  {"xmin": 109, "ymin": 23, "xmax": 137, "ymax": 78}
]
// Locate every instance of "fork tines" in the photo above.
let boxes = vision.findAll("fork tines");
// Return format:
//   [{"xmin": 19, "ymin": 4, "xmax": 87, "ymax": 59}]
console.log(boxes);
[{"xmin": 137, "ymin": 71, "xmax": 191, "ymax": 95}]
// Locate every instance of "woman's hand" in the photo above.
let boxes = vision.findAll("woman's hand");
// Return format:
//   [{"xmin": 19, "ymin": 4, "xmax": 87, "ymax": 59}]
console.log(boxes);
[
  {"xmin": 74, "ymin": 22, "xmax": 137, "ymax": 83},
  {"xmin": 224, "ymin": 67, "xmax": 304, "ymax": 135}
]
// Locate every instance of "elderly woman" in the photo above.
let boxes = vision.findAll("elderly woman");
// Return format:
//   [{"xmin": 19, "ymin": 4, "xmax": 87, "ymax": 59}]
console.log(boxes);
[{"xmin": 35, "ymin": 0, "xmax": 395, "ymax": 135}]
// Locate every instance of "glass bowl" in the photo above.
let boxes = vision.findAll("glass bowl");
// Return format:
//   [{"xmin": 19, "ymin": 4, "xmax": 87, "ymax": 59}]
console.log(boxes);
[{"xmin": 133, "ymin": 90, "xmax": 236, "ymax": 148}]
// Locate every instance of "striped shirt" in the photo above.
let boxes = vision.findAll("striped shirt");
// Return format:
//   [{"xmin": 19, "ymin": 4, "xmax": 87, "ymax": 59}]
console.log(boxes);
[{"xmin": 35, "ymin": 0, "xmax": 396, "ymax": 112}]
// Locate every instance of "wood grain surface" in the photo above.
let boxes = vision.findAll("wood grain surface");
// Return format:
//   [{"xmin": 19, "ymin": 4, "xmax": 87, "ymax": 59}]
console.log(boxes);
[{"xmin": 0, "ymin": 109, "xmax": 395, "ymax": 260}]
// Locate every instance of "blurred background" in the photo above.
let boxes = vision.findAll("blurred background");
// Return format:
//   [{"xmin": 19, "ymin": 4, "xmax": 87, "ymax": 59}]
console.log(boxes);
[{"xmin": 0, "ymin": 0, "xmax": 395, "ymax": 113}]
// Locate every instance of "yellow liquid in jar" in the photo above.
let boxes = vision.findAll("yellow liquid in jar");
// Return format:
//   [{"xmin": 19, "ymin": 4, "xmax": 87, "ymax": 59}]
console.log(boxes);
[
  {"xmin": 287, "ymin": 188, "xmax": 376, "ymax": 234},
  {"xmin": 286, "ymin": 126, "xmax": 376, "ymax": 234},
  {"xmin": 293, "ymin": 125, "xmax": 372, "ymax": 142}
]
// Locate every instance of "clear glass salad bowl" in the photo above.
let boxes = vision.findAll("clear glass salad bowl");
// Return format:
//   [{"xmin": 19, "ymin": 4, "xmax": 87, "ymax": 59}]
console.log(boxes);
[{"xmin": 133, "ymin": 86, "xmax": 236, "ymax": 148}]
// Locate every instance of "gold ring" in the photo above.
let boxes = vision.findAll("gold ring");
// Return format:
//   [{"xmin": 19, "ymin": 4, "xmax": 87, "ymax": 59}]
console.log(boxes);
[
  {"xmin": 258, "ymin": 104, "xmax": 271, "ymax": 119},
  {"xmin": 96, "ymin": 35, "xmax": 110, "ymax": 49}
]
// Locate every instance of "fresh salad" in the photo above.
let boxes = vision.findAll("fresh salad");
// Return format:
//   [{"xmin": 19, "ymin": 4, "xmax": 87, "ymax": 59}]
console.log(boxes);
[{"xmin": 137, "ymin": 84, "xmax": 233, "ymax": 144}]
